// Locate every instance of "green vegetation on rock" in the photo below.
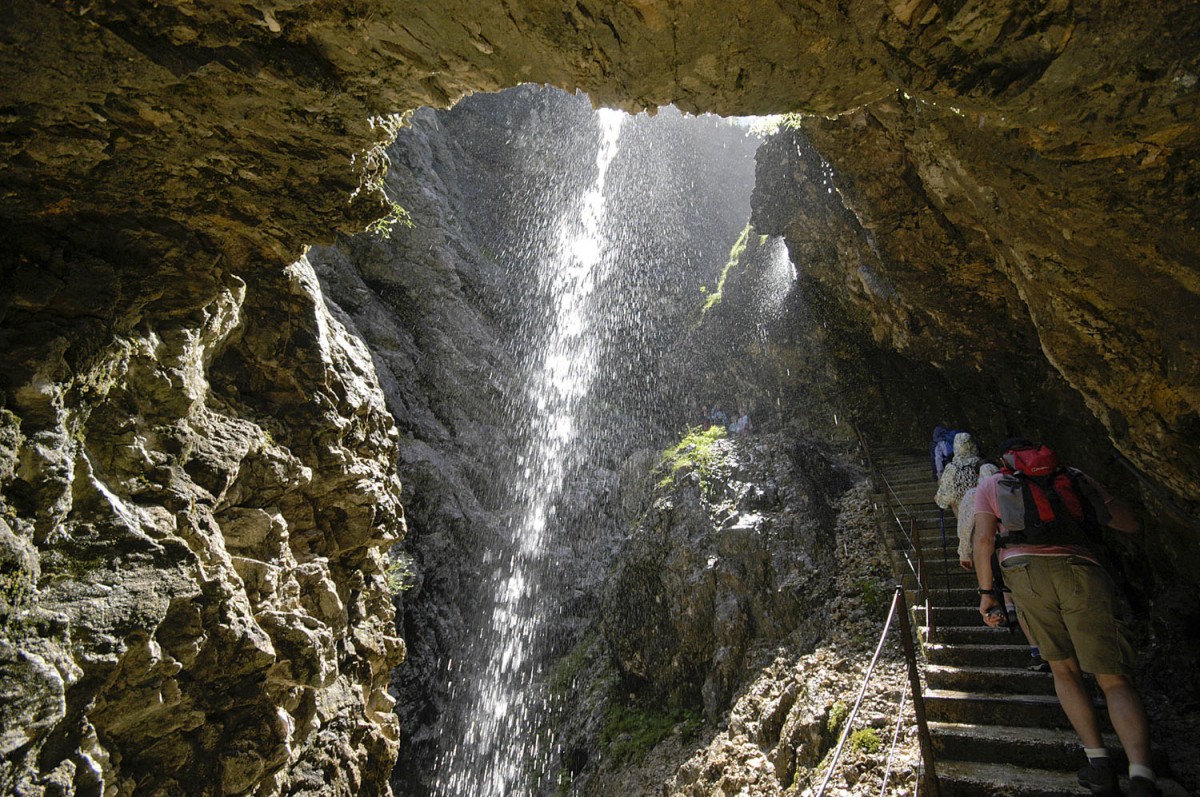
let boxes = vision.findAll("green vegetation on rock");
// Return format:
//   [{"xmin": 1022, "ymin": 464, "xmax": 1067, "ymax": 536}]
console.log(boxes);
[
  {"xmin": 826, "ymin": 700, "xmax": 849, "ymax": 736},
  {"xmin": 0, "ymin": 567, "xmax": 31, "ymax": 632},
  {"xmin": 849, "ymin": 727, "xmax": 882, "ymax": 754},
  {"xmin": 384, "ymin": 549, "xmax": 417, "ymax": 594},
  {"xmin": 599, "ymin": 702, "xmax": 703, "ymax": 764},
  {"xmin": 851, "ymin": 576, "xmax": 890, "ymax": 617},
  {"xmin": 700, "ymin": 223, "xmax": 753, "ymax": 316},
  {"xmin": 657, "ymin": 424, "xmax": 727, "ymax": 492},
  {"xmin": 366, "ymin": 199, "xmax": 415, "ymax": 238}
]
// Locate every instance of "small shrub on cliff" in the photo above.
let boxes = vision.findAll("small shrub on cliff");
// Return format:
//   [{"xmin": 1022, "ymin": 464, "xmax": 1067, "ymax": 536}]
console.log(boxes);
[
  {"xmin": 849, "ymin": 727, "xmax": 882, "ymax": 754},
  {"xmin": 384, "ymin": 549, "xmax": 416, "ymax": 594},
  {"xmin": 657, "ymin": 425, "xmax": 727, "ymax": 493},
  {"xmin": 826, "ymin": 700, "xmax": 849, "ymax": 736},
  {"xmin": 366, "ymin": 200, "xmax": 414, "ymax": 238}
]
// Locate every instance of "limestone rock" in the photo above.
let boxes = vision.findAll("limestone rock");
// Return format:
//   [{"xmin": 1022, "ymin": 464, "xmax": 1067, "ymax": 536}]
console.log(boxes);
[{"xmin": 2, "ymin": 2, "xmax": 1199, "ymax": 794}]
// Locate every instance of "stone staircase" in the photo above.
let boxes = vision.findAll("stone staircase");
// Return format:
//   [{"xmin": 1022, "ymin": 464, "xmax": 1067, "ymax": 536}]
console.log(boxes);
[{"xmin": 869, "ymin": 448, "xmax": 1188, "ymax": 797}]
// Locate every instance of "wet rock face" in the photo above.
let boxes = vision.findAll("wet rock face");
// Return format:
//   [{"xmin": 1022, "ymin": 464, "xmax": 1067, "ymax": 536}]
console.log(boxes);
[
  {"xmin": 3, "ymin": 0, "xmax": 1194, "ymax": 506},
  {"xmin": 749, "ymin": 110, "xmax": 1200, "ymax": 614},
  {"xmin": 602, "ymin": 434, "xmax": 856, "ymax": 718},
  {"xmin": 307, "ymin": 87, "xmax": 763, "ymax": 795}
]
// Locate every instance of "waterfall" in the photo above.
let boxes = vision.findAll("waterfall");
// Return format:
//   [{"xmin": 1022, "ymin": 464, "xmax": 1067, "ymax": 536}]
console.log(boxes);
[{"xmin": 432, "ymin": 109, "xmax": 626, "ymax": 797}]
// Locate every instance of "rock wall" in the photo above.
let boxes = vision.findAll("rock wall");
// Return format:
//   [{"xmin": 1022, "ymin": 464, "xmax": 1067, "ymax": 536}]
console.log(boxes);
[
  {"xmin": 4, "ymin": 0, "xmax": 1194, "ymax": 506},
  {"xmin": 306, "ymin": 86, "xmax": 763, "ymax": 794},
  {"xmin": 1, "ymin": 247, "xmax": 404, "ymax": 794}
]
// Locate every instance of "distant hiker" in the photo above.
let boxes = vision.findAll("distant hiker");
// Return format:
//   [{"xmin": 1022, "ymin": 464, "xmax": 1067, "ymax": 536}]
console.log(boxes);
[
  {"xmin": 935, "ymin": 432, "xmax": 983, "ymax": 515},
  {"xmin": 929, "ymin": 424, "xmax": 963, "ymax": 481},
  {"xmin": 710, "ymin": 405, "xmax": 728, "ymax": 427},
  {"xmin": 973, "ymin": 438, "xmax": 1160, "ymax": 797},
  {"xmin": 729, "ymin": 405, "xmax": 751, "ymax": 435}
]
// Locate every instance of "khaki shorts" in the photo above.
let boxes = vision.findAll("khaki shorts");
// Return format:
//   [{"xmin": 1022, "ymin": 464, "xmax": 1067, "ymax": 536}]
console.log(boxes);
[{"xmin": 1000, "ymin": 555, "xmax": 1135, "ymax": 675}]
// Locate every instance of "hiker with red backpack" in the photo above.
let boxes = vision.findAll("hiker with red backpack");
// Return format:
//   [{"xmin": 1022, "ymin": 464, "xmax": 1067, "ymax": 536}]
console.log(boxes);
[{"xmin": 972, "ymin": 438, "xmax": 1160, "ymax": 797}]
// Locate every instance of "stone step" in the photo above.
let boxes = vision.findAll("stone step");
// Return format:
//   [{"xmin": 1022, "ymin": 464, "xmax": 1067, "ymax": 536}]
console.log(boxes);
[
  {"xmin": 902, "ymin": 566, "xmax": 972, "ymax": 587},
  {"xmin": 925, "ymin": 664, "xmax": 1055, "ymax": 696},
  {"xmin": 905, "ymin": 563, "xmax": 974, "ymax": 582},
  {"xmin": 915, "ymin": 604, "xmax": 994, "ymax": 626},
  {"xmin": 925, "ymin": 643, "xmax": 1039, "ymax": 669},
  {"xmin": 878, "ymin": 494, "xmax": 938, "ymax": 508},
  {"xmin": 924, "ymin": 688, "xmax": 1106, "ymax": 729},
  {"xmin": 930, "ymin": 722, "xmax": 1132, "ymax": 771},
  {"xmin": 896, "ymin": 571, "xmax": 979, "ymax": 596},
  {"xmin": 921, "ymin": 720, "xmax": 1185, "ymax": 777},
  {"xmin": 936, "ymin": 760, "xmax": 1191, "ymax": 797},
  {"xmin": 935, "ymin": 759, "xmax": 1100, "ymax": 797},
  {"xmin": 908, "ymin": 586, "xmax": 979, "ymax": 606},
  {"xmin": 870, "ymin": 467, "xmax": 933, "ymax": 481},
  {"xmin": 929, "ymin": 624, "xmax": 1035, "ymax": 646},
  {"xmin": 873, "ymin": 494, "xmax": 937, "ymax": 509},
  {"xmin": 878, "ymin": 504, "xmax": 935, "ymax": 516}
]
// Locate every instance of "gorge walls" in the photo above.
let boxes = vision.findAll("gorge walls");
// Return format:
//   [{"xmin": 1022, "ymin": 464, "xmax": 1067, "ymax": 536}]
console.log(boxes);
[
  {"xmin": 306, "ymin": 87, "xmax": 763, "ymax": 794},
  {"xmin": 2, "ymin": 1, "xmax": 1198, "ymax": 794},
  {"xmin": 4, "ymin": 0, "xmax": 1195, "ymax": 509}
]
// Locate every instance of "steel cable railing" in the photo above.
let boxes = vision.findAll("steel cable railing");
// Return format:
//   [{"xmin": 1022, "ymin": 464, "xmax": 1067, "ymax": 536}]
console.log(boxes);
[
  {"xmin": 812, "ymin": 585, "xmax": 939, "ymax": 797},
  {"xmin": 879, "ymin": 677, "xmax": 910, "ymax": 796},
  {"xmin": 850, "ymin": 425, "xmax": 942, "ymax": 796},
  {"xmin": 854, "ymin": 427, "xmax": 938, "ymax": 640}
]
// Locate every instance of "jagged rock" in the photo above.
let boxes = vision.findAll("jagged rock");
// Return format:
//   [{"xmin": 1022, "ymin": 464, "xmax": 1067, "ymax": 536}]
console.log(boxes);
[{"xmin": 600, "ymin": 434, "xmax": 850, "ymax": 717}]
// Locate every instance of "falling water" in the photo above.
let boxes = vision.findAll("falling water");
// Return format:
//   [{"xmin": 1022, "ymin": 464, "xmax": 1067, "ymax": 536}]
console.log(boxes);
[{"xmin": 432, "ymin": 109, "xmax": 626, "ymax": 797}]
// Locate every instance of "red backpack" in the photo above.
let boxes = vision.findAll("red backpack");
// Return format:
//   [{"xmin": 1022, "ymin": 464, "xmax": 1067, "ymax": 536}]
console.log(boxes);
[{"xmin": 995, "ymin": 445, "xmax": 1103, "ymax": 548}]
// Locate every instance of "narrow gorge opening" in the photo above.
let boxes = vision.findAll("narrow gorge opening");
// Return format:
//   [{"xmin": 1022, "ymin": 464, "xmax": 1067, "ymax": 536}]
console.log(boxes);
[{"xmin": 305, "ymin": 86, "xmax": 819, "ymax": 795}]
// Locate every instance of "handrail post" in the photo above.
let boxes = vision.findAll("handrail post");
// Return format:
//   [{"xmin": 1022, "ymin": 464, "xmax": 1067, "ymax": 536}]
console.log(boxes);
[
  {"xmin": 916, "ymin": 516, "xmax": 936, "ymax": 643},
  {"xmin": 894, "ymin": 585, "xmax": 940, "ymax": 797},
  {"xmin": 909, "ymin": 518, "xmax": 934, "ymax": 642}
]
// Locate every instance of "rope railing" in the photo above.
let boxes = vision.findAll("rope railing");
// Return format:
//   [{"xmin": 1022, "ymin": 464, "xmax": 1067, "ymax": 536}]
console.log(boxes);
[
  {"xmin": 812, "ymin": 585, "xmax": 939, "ymax": 797},
  {"xmin": 853, "ymin": 425, "xmax": 942, "ymax": 640},
  {"xmin": 850, "ymin": 425, "xmax": 942, "ymax": 796}
]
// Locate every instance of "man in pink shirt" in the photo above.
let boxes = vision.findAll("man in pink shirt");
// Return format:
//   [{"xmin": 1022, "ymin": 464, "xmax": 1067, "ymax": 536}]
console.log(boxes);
[{"xmin": 973, "ymin": 438, "xmax": 1159, "ymax": 797}]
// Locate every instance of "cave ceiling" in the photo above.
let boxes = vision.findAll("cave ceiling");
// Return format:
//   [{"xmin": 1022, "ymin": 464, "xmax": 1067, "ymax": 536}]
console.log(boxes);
[{"xmin": 2, "ymin": 0, "xmax": 1198, "ymax": 503}]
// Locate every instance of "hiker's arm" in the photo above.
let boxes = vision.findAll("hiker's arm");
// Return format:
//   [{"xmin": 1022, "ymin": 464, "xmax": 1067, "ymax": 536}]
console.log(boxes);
[
  {"xmin": 1084, "ymin": 473, "xmax": 1140, "ymax": 533},
  {"xmin": 973, "ymin": 513, "xmax": 1003, "ymax": 627},
  {"xmin": 1105, "ymin": 497, "xmax": 1140, "ymax": 534}
]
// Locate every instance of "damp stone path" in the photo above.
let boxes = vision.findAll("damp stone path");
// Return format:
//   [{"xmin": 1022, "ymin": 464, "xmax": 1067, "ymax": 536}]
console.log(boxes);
[{"xmin": 869, "ymin": 449, "xmax": 1189, "ymax": 797}]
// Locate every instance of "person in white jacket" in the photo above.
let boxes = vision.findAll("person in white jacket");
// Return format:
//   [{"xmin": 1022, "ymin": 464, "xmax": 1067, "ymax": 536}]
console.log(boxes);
[{"xmin": 935, "ymin": 432, "xmax": 982, "ymax": 514}]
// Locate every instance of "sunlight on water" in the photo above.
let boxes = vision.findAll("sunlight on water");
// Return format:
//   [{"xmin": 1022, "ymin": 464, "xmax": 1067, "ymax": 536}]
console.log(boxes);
[
  {"xmin": 432, "ymin": 108, "xmax": 626, "ymax": 797},
  {"xmin": 760, "ymin": 237, "xmax": 797, "ymax": 319}
]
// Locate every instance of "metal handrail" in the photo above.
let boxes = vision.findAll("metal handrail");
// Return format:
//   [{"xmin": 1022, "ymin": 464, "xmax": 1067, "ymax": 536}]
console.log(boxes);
[
  {"xmin": 895, "ymin": 584, "xmax": 940, "ymax": 797},
  {"xmin": 854, "ymin": 426, "xmax": 940, "ymax": 639},
  {"xmin": 851, "ymin": 426, "xmax": 942, "ymax": 796},
  {"xmin": 813, "ymin": 585, "xmax": 940, "ymax": 797}
]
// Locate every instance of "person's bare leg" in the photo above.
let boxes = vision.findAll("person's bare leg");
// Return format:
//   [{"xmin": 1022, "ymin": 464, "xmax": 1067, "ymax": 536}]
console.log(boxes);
[
  {"xmin": 1049, "ymin": 658, "xmax": 1104, "ymax": 748},
  {"xmin": 1094, "ymin": 673, "xmax": 1152, "ymax": 767}
]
